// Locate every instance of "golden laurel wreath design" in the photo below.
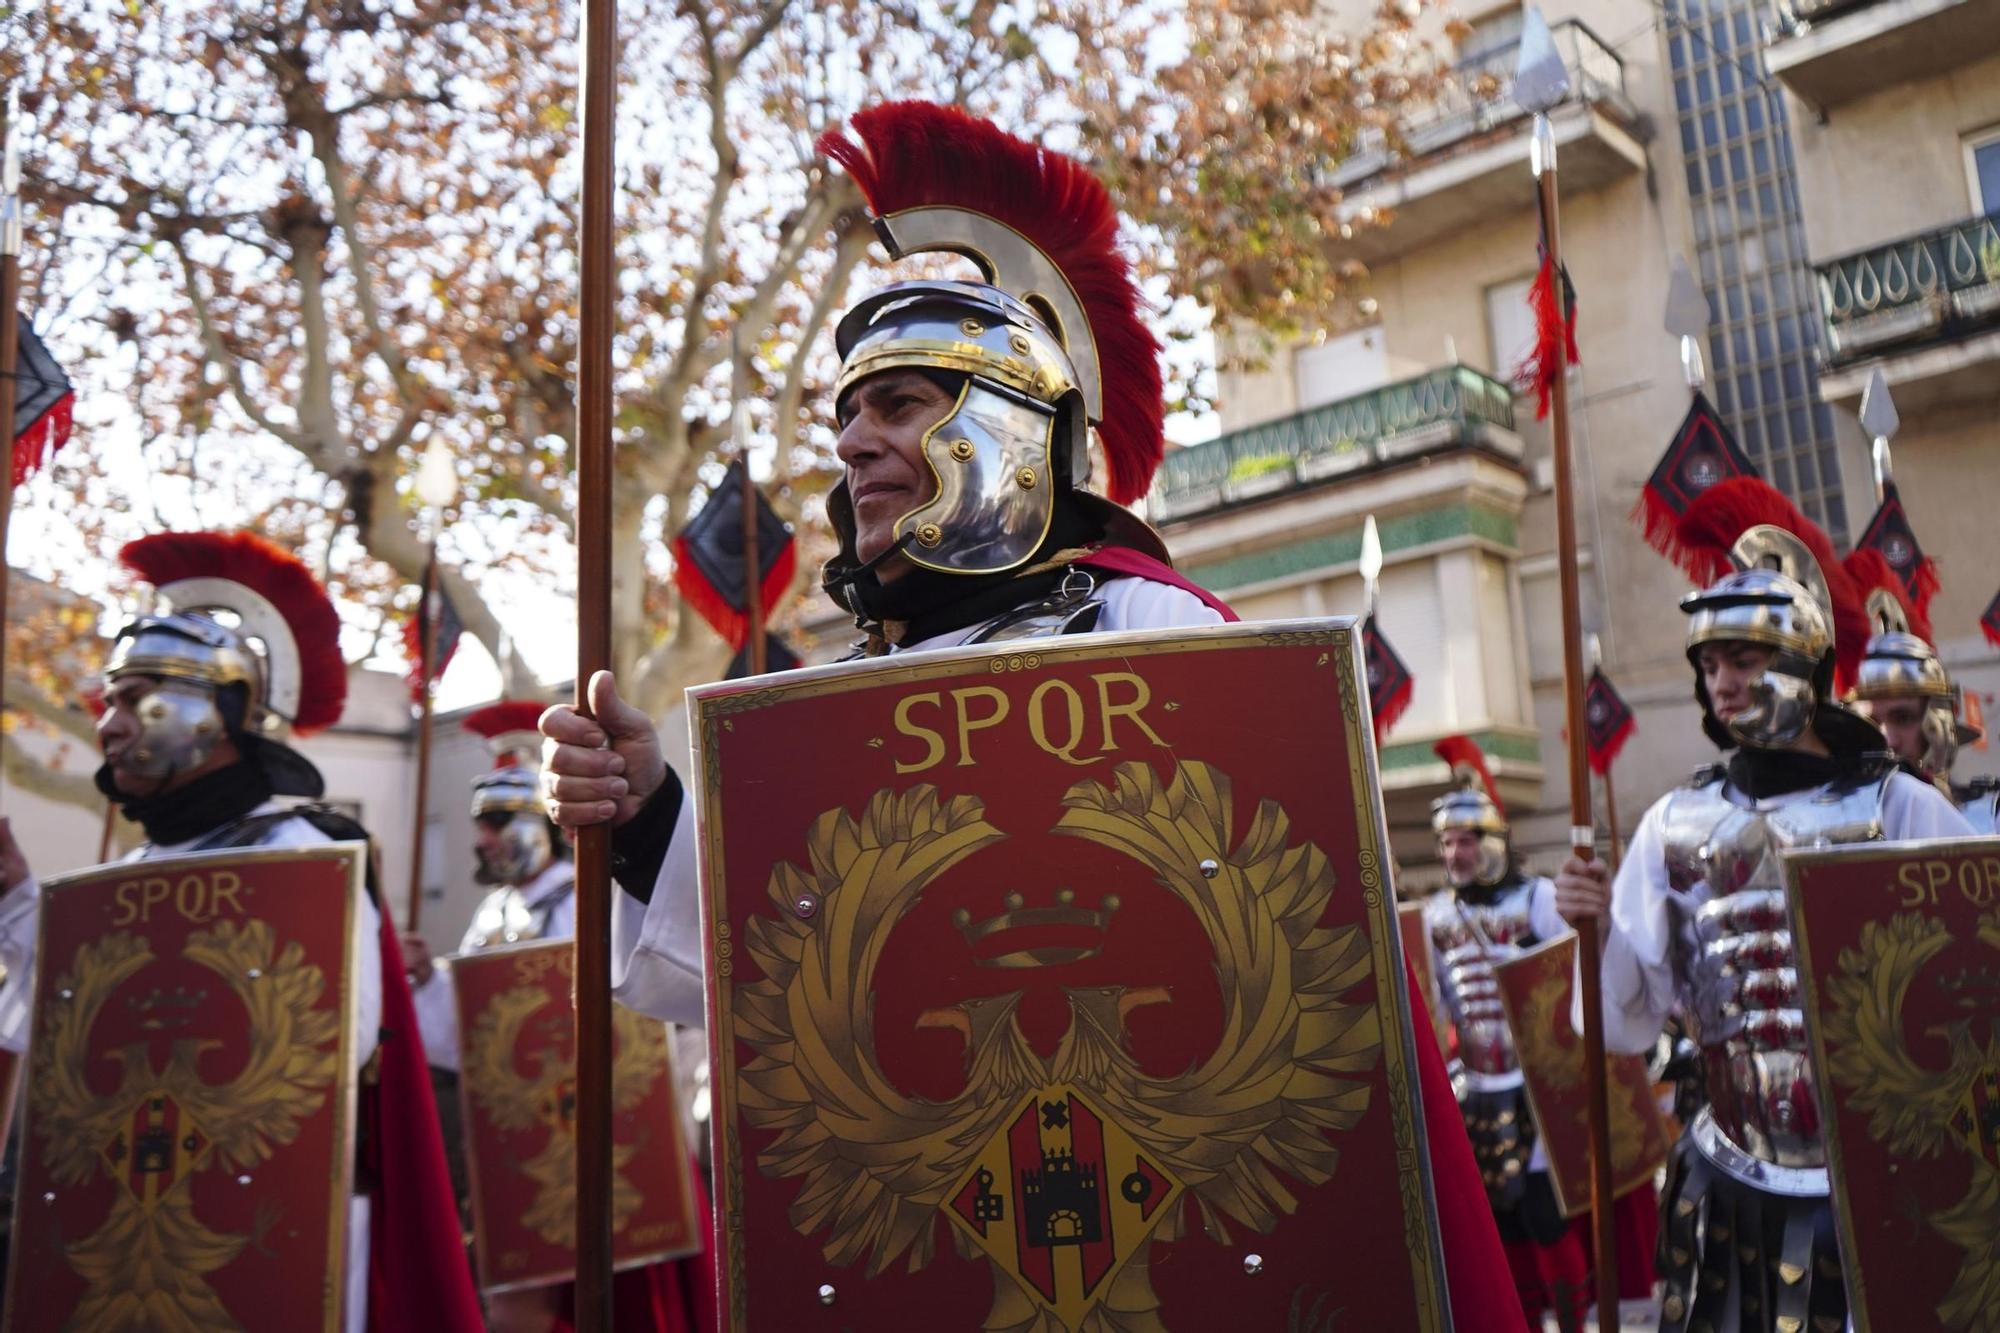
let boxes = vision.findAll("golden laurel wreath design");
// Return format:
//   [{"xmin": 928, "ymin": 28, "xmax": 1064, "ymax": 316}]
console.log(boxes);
[
  {"xmin": 735, "ymin": 760, "xmax": 1383, "ymax": 1329},
  {"xmin": 465, "ymin": 985, "xmax": 666, "ymax": 1248},
  {"xmin": 30, "ymin": 921, "xmax": 339, "ymax": 1329},
  {"xmin": 1820, "ymin": 908, "xmax": 2000, "ymax": 1331}
]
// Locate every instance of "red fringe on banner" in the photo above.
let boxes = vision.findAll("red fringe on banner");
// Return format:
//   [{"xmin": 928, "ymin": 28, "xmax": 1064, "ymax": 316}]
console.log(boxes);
[
  {"xmin": 670, "ymin": 535, "xmax": 797, "ymax": 650},
  {"xmin": 11, "ymin": 391, "xmax": 73, "ymax": 487},
  {"xmin": 1373, "ymin": 673, "xmax": 1413, "ymax": 745}
]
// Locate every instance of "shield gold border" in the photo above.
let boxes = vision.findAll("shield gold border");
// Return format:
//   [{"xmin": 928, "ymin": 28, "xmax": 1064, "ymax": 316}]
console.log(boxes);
[
  {"xmin": 687, "ymin": 617, "xmax": 1448, "ymax": 1332},
  {"xmin": 1782, "ymin": 834, "xmax": 2000, "ymax": 1333},
  {"xmin": 4, "ymin": 841, "xmax": 366, "ymax": 1333},
  {"xmin": 448, "ymin": 937, "xmax": 703, "ymax": 1296}
]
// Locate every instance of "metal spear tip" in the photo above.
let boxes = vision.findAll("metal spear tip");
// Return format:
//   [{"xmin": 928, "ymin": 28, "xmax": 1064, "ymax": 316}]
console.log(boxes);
[
  {"xmin": 1859, "ymin": 367, "xmax": 1899, "ymax": 444},
  {"xmin": 1359, "ymin": 514, "xmax": 1383, "ymax": 585},
  {"xmin": 1663, "ymin": 257, "xmax": 1709, "ymax": 339},
  {"xmin": 1512, "ymin": 6, "xmax": 1571, "ymax": 114}
]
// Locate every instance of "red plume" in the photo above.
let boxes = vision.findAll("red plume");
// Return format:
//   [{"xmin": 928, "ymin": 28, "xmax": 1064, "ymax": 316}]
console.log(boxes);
[
  {"xmin": 1672, "ymin": 478, "xmax": 1871, "ymax": 690},
  {"xmin": 462, "ymin": 699, "xmax": 547, "ymax": 767},
  {"xmin": 817, "ymin": 101, "xmax": 1164, "ymax": 505},
  {"xmin": 1843, "ymin": 546, "xmax": 1933, "ymax": 645},
  {"xmin": 1432, "ymin": 734, "xmax": 1504, "ymax": 819},
  {"xmin": 119, "ymin": 531, "xmax": 347, "ymax": 734}
]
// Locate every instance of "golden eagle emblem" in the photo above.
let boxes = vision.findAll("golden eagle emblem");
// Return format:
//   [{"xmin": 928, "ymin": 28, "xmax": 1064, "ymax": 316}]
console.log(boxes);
[
  {"xmin": 464, "ymin": 987, "xmax": 668, "ymax": 1246},
  {"xmin": 736, "ymin": 760, "xmax": 1382, "ymax": 1332},
  {"xmin": 1821, "ymin": 908, "xmax": 2000, "ymax": 1331},
  {"xmin": 28, "ymin": 920, "xmax": 341, "ymax": 1329}
]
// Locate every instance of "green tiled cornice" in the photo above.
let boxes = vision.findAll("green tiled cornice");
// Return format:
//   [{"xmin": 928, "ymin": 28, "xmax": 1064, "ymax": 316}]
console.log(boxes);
[
  {"xmin": 1378, "ymin": 728, "xmax": 1541, "ymax": 773},
  {"xmin": 1184, "ymin": 501, "xmax": 1519, "ymax": 592}
]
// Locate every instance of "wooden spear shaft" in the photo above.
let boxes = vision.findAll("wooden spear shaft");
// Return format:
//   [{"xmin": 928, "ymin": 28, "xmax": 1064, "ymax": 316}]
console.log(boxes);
[
  {"xmin": 573, "ymin": 0, "xmax": 618, "ymax": 1324},
  {"xmin": 405, "ymin": 545, "xmax": 439, "ymax": 935},
  {"xmin": 1535, "ymin": 123, "xmax": 1620, "ymax": 1318},
  {"xmin": 0, "ymin": 92, "xmax": 19, "ymax": 806}
]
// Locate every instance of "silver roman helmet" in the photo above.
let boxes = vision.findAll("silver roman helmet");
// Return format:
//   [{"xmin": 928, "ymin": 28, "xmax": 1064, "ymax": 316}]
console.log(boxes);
[
  {"xmin": 463, "ymin": 700, "xmax": 555, "ymax": 886},
  {"xmin": 818, "ymin": 101, "xmax": 1167, "ymax": 578},
  {"xmin": 105, "ymin": 531, "xmax": 347, "ymax": 796},
  {"xmin": 1431, "ymin": 735, "xmax": 1511, "ymax": 888},
  {"xmin": 1847, "ymin": 589, "xmax": 1978, "ymax": 775}
]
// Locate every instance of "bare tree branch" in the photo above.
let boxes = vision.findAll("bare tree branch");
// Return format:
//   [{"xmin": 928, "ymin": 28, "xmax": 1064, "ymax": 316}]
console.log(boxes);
[{"xmin": 174, "ymin": 239, "xmax": 303, "ymax": 449}]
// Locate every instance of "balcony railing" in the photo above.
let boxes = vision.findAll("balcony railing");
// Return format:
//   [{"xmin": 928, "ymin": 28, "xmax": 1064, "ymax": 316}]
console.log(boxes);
[
  {"xmin": 1150, "ymin": 365, "xmax": 1520, "ymax": 522},
  {"xmin": 1331, "ymin": 20, "xmax": 1635, "ymax": 192},
  {"xmin": 1814, "ymin": 212, "xmax": 2000, "ymax": 364}
]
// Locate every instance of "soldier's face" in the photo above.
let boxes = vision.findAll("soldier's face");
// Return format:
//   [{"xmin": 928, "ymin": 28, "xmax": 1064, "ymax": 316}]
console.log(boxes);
[
  {"xmin": 835, "ymin": 369, "xmax": 954, "ymax": 571},
  {"xmin": 1438, "ymin": 828, "xmax": 1484, "ymax": 884},
  {"xmin": 1696, "ymin": 641, "xmax": 1775, "ymax": 723},
  {"xmin": 1863, "ymin": 697, "xmax": 1928, "ymax": 767},
  {"xmin": 96, "ymin": 676, "xmax": 170, "ymax": 798}
]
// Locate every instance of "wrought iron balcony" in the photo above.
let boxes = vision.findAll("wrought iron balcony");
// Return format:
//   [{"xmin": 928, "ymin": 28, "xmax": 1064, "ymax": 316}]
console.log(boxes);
[
  {"xmin": 1149, "ymin": 365, "xmax": 1521, "ymax": 523},
  {"xmin": 1814, "ymin": 212, "xmax": 2000, "ymax": 365},
  {"xmin": 1331, "ymin": 20, "xmax": 1638, "ymax": 194}
]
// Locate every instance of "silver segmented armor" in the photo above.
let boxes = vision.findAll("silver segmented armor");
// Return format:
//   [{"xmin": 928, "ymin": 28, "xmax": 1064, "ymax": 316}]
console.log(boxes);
[
  {"xmin": 1659, "ymin": 769, "xmax": 1890, "ymax": 1193},
  {"xmin": 1422, "ymin": 880, "xmax": 1540, "ymax": 1092},
  {"xmin": 463, "ymin": 878, "xmax": 575, "ymax": 949}
]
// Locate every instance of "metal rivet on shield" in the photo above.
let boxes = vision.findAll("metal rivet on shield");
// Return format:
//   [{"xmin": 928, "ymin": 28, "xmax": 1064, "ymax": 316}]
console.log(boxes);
[
  {"xmin": 238, "ymin": 1174, "xmax": 252, "ymax": 1186},
  {"xmin": 246, "ymin": 969, "xmax": 262, "ymax": 980},
  {"xmin": 817, "ymin": 1283, "xmax": 837, "ymax": 1306},
  {"xmin": 1243, "ymin": 1253, "xmax": 1264, "ymax": 1276},
  {"xmin": 41, "ymin": 1192, "xmax": 53, "ymax": 1204},
  {"xmin": 793, "ymin": 892, "xmax": 820, "ymax": 920},
  {"xmin": 1199, "ymin": 859, "xmax": 1220, "ymax": 879},
  {"xmin": 58, "ymin": 989, "xmax": 74, "ymax": 1001}
]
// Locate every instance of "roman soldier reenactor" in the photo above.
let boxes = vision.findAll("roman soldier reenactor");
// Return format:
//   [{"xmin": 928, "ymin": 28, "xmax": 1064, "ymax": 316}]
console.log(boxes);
[
  {"xmin": 1842, "ymin": 578, "xmax": 1999, "ymax": 831},
  {"xmin": 541, "ymin": 101, "xmax": 1526, "ymax": 1330},
  {"xmin": 1423, "ymin": 736, "xmax": 1655, "ymax": 1326},
  {"xmin": 0, "ymin": 530, "xmax": 480, "ymax": 1331},
  {"xmin": 1553, "ymin": 480, "xmax": 1972, "ymax": 1333},
  {"xmin": 408, "ymin": 699, "xmax": 576, "ymax": 1068},
  {"xmin": 406, "ymin": 698, "xmax": 710, "ymax": 1333}
]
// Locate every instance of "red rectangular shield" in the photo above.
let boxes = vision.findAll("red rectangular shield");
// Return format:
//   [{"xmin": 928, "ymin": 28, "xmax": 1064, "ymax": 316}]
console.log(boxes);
[
  {"xmin": 450, "ymin": 939, "xmax": 701, "ymax": 1294},
  {"xmin": 690, "ymin": 620, "xmax": 1450, "ymax": 1331},
  {"xmin": 1783, "ymin": 836, "xmax": 2000, "ymax": 1332},
  {"xmin": 3, "ymin": 844, "xmax": 366, "ymax": 1332},
  {"xmin": 1491, "ymin": 933, "xmax": 1671, "ymax": 1217}
]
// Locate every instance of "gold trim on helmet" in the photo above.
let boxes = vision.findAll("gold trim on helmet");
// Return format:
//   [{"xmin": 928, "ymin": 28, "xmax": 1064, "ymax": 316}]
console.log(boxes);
[{"xmin": 1682, "ymin": 568, "xmax": 1833, "ymax": 664}]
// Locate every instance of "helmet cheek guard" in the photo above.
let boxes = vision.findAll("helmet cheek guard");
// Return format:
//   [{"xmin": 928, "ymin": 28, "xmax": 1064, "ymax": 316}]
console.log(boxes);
[{"xmin": 120, "ymin": 679, "xmax": 230, "ymax": 781}]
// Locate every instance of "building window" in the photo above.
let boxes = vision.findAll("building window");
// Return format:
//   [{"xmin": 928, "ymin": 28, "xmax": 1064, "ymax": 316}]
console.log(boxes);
[
  {"xmin": 1665, "ymin": 0, "xmax": 1846, "ymax": 541},
  {"xmin": 1965, "ymin": 126, "xmax": 2000, "ymax": 214},
  {"xmin": 1294, "ymin": 327, "xmax": 1389, "ymax": 409},
  {"xmin": 1461, "ymin": 5, "xmax": 1524, "ymax": 61},
  {"xmin": 1484, "ymin": 276, "xmax": 1537, "ymax": 382}
]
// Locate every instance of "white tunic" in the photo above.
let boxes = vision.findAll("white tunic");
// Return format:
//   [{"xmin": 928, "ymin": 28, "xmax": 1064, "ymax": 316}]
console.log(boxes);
[
  {"xmin": 410, "ymin": 859, "xmax": 577, "ymax": 1070},
  {"xmin": 611, "ymin": 576, "xmax": 1227, "ymax": 1026},
  {"xmin": 0, "ymin": 801, "xmax": 383, "ymax": 1333},
  {"xmin": 1590, "ymin": 770, "xmax": 1973, "ymax": 1055}
]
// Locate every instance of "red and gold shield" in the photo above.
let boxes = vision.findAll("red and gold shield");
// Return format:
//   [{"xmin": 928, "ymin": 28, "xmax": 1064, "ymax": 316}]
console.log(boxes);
[
  {"xmin": 691, "ymin": 621, "xmax": 1450, "ymax": 1331},
  {"xmin": 3, "ymin": 844, "xmax": 365, "ymax": 1333},
  {"xmin": 1784, "ymin": 836, "xmax": 2000, "ymax": 1333},
  {"xmin": 1491, "ymin": 933, "xmax": 1671, "ymax": 1217},
  {"xmin": 450, "ymin": 938, "xmax": 701, "ymax": 1294}
]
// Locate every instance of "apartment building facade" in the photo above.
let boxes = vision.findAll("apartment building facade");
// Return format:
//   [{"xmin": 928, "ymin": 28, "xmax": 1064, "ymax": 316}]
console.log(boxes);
[{"xmin": 1150, "ymin": 0, "xmax": 2000, "ymax": 879}]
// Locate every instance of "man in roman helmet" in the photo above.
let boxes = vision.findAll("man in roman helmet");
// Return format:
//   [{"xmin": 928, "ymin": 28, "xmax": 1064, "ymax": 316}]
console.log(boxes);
[
  {"xmin": 0, "ymin": 531, "xmax": 480, "ymax": 1332},
  {"xmin": 407, "ymin": 699, "xmax": 575, "ymax": 1070},
  {"xmin": 539, "ymin": 100, "xmax": 1528, "ymax": 1333},
  {"xmin": 1423, "ymin": 737, "xmax": 1654, "ymax": 1326},
  {"xmin": 1553, "ymin": 479, "xmax": 1971, "ymax": 1333},
  {"xmin": 1842, "ymin": 581, "xmax": 2000, "ymax": 832}
]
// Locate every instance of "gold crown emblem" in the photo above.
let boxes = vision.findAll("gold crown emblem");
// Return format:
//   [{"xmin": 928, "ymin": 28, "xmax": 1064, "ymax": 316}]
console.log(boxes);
[{"xmin": 952, "ymin": 888, "xmax": 1119, "ymax": 970}]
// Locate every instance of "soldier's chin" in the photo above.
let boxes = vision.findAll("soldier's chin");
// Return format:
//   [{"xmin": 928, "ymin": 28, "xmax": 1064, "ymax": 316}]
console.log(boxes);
[{"xmin": 106, "ymin": 759, "xmax": 169, "ymax": 800}]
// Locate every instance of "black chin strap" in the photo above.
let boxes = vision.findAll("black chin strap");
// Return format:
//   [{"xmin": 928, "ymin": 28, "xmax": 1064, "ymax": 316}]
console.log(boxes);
[{"xmin": 821, "ymin": 530, "xmax": 918, "ymax": 618}]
